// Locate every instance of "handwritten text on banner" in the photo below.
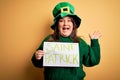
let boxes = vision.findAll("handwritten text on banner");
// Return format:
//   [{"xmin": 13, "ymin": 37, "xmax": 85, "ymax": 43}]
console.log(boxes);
[{"xmin": 43, "ymin": 42, "xmax": 80, "ymax": 67}]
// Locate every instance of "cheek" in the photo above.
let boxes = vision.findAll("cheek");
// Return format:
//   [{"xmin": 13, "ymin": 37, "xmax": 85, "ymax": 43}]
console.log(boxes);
[
  {"xmin": 58, "ymin": 26, "xmax": 62, "ymax": 33},
  {"xmin": 58, "ymin": 22, "xmax": 63, "ymax": 26},
  {"xmin": 58, "ymin": 24, "xmax": 63, "ymax": 30}
]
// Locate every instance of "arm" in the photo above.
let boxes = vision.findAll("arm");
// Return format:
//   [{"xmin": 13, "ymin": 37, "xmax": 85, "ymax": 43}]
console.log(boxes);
[
  {"xmin": 83, "ymin": 31, "xmax": 101, "ymax": 67},
  {"xmin": 31, "ymin": 35, "xmax": 51, "ymax": 68},
  {"xmin": 31, "ymin": 54, "xmax": 43, "ymax": 68}
]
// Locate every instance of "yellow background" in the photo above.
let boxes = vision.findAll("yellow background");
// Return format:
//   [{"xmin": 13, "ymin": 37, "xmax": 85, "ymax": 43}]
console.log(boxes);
[{"xmin": 0, "ymin": 0, "xmax": 120, "ymax": 80}]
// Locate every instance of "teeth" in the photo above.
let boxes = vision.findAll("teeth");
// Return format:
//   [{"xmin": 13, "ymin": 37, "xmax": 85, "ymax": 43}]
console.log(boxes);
[
  {"xmin": 63, "ymin": 28, "xmax": 69, "ymax": 30},
  {"xmin": 63, "ymin": 28, "xmax": 65, "ymax": 30},
  {"xmin": 67, "ymin": 28, "xmax": 69, "ymax": 30}
]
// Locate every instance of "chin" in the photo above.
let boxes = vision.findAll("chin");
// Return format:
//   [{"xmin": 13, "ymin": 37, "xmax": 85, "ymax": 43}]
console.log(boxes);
[{"xmin": 62, "ymin": 34, "xmax": 70, "ymax": 37}]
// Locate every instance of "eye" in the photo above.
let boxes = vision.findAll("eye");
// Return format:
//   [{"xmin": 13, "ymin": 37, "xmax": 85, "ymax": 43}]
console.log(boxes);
[
  {"xmin": 67, "ymin": 19, "xmax": 72, "ymax": 22},
  {"xmin": 59, "ymin": 19, "xmax": 64, "ymax": 22}
]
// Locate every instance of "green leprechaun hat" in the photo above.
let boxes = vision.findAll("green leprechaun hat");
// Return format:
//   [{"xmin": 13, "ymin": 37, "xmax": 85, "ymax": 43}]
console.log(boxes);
[{"xmin": 51, "ymin": 2, "xmax": 81, "ymax": 30}]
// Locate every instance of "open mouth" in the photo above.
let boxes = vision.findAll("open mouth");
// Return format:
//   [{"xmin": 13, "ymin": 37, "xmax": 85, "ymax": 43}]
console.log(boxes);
[{"xmin": 62, "ymin": 27, "xmax": 69, "ymax": 30}]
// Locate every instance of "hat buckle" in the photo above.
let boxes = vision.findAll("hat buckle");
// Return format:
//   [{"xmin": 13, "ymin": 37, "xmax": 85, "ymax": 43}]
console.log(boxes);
[{"xmin": 61, "ymin": 6, "xmax": 70, "ymax": 14}]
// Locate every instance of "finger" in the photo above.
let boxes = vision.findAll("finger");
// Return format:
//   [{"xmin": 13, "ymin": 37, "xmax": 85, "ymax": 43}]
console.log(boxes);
[
  {"xmin": 89, "ymin": 34, "xmax": 92, "ymax": 39},
  {"xmin": 37, "ymin": 50, "xmax": 44, "ymax": 54},
  {"xmin": 36, "ymin": 55, "xmax": 42, "ymax": 60},
  {"xmin": 94, "ymin": 31, "xmax": 102, "ymax": 38},
  {"xmin": 89, "ymin": 31, "xmax": 102, "ymax": 39},
  {"xmin": 98, "ymin": 32, "xmax": 102, "ymax": 38},
  {"xmin": 37, "ymin": 50, "xmax": 44, "ymax": 52},
  {"xmin": 36, "ymin": 52, "xmax": 44, "ymax": 55},
  {"xmin": 35, "ymin": 51, "xmax": 44, "ymax": 60},
  {"xmin": 95, "ymin": 31, "xmax": 101, "ymax": 37},
  {"xmin": 93, "ymin": 31, "xmax": 97, "ymax": 35}
]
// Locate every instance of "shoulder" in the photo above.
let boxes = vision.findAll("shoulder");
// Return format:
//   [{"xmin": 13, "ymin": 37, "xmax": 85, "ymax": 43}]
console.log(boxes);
[
  {"xmin": 77, "ymin": 37, "xmax": 99, "ymax": 47},
  {"xmin": 42, "ymin": 35, "xmax": 52, "ymax": 41},
  {"xmin": 77, "ymin": 37, "xmax": 89, "ymax": 48},
  {"xmin": 36, "ymin": 35, "xmax": 52, "ymax": 50},
  {"xmin": 78, "ymin": 37, "xmax": 87, "ymax": 44}
]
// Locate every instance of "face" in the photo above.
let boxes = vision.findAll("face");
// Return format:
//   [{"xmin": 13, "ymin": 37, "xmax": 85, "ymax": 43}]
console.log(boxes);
[{"xmin": 58, "ymin": 16, "xmax": 73, "ymax": 37}]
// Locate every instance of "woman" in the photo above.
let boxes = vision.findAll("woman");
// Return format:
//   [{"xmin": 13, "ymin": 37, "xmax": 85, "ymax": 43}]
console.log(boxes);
[{"xmin": 31, "ymin": 2, "xmax": 101, "ymax": 80}]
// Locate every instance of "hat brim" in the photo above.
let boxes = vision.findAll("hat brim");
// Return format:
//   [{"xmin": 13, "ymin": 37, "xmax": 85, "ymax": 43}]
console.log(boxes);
[{"xmin": 51, "ymin": 13, "xmax": 81, "ymax": 30}]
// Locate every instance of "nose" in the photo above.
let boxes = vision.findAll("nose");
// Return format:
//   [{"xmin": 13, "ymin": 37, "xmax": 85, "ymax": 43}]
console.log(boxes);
[{"xmin": 64, "ymin": 20, "xmax": 68, "ymax": 26}]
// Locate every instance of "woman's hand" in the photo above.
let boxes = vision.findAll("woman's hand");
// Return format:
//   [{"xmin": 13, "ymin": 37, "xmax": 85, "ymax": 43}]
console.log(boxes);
[
  {"xmin": 89, "ymin": 31, "xmax": 102, "ymax": 39},
  {"xmin": 35, "ymin": 50, "xmax": 44, "ymax": 60}
]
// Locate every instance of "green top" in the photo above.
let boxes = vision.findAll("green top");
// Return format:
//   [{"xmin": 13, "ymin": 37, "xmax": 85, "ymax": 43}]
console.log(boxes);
[{"xmin": 31, "ymin": 35, "xmax": 100, "ymax": 80}]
